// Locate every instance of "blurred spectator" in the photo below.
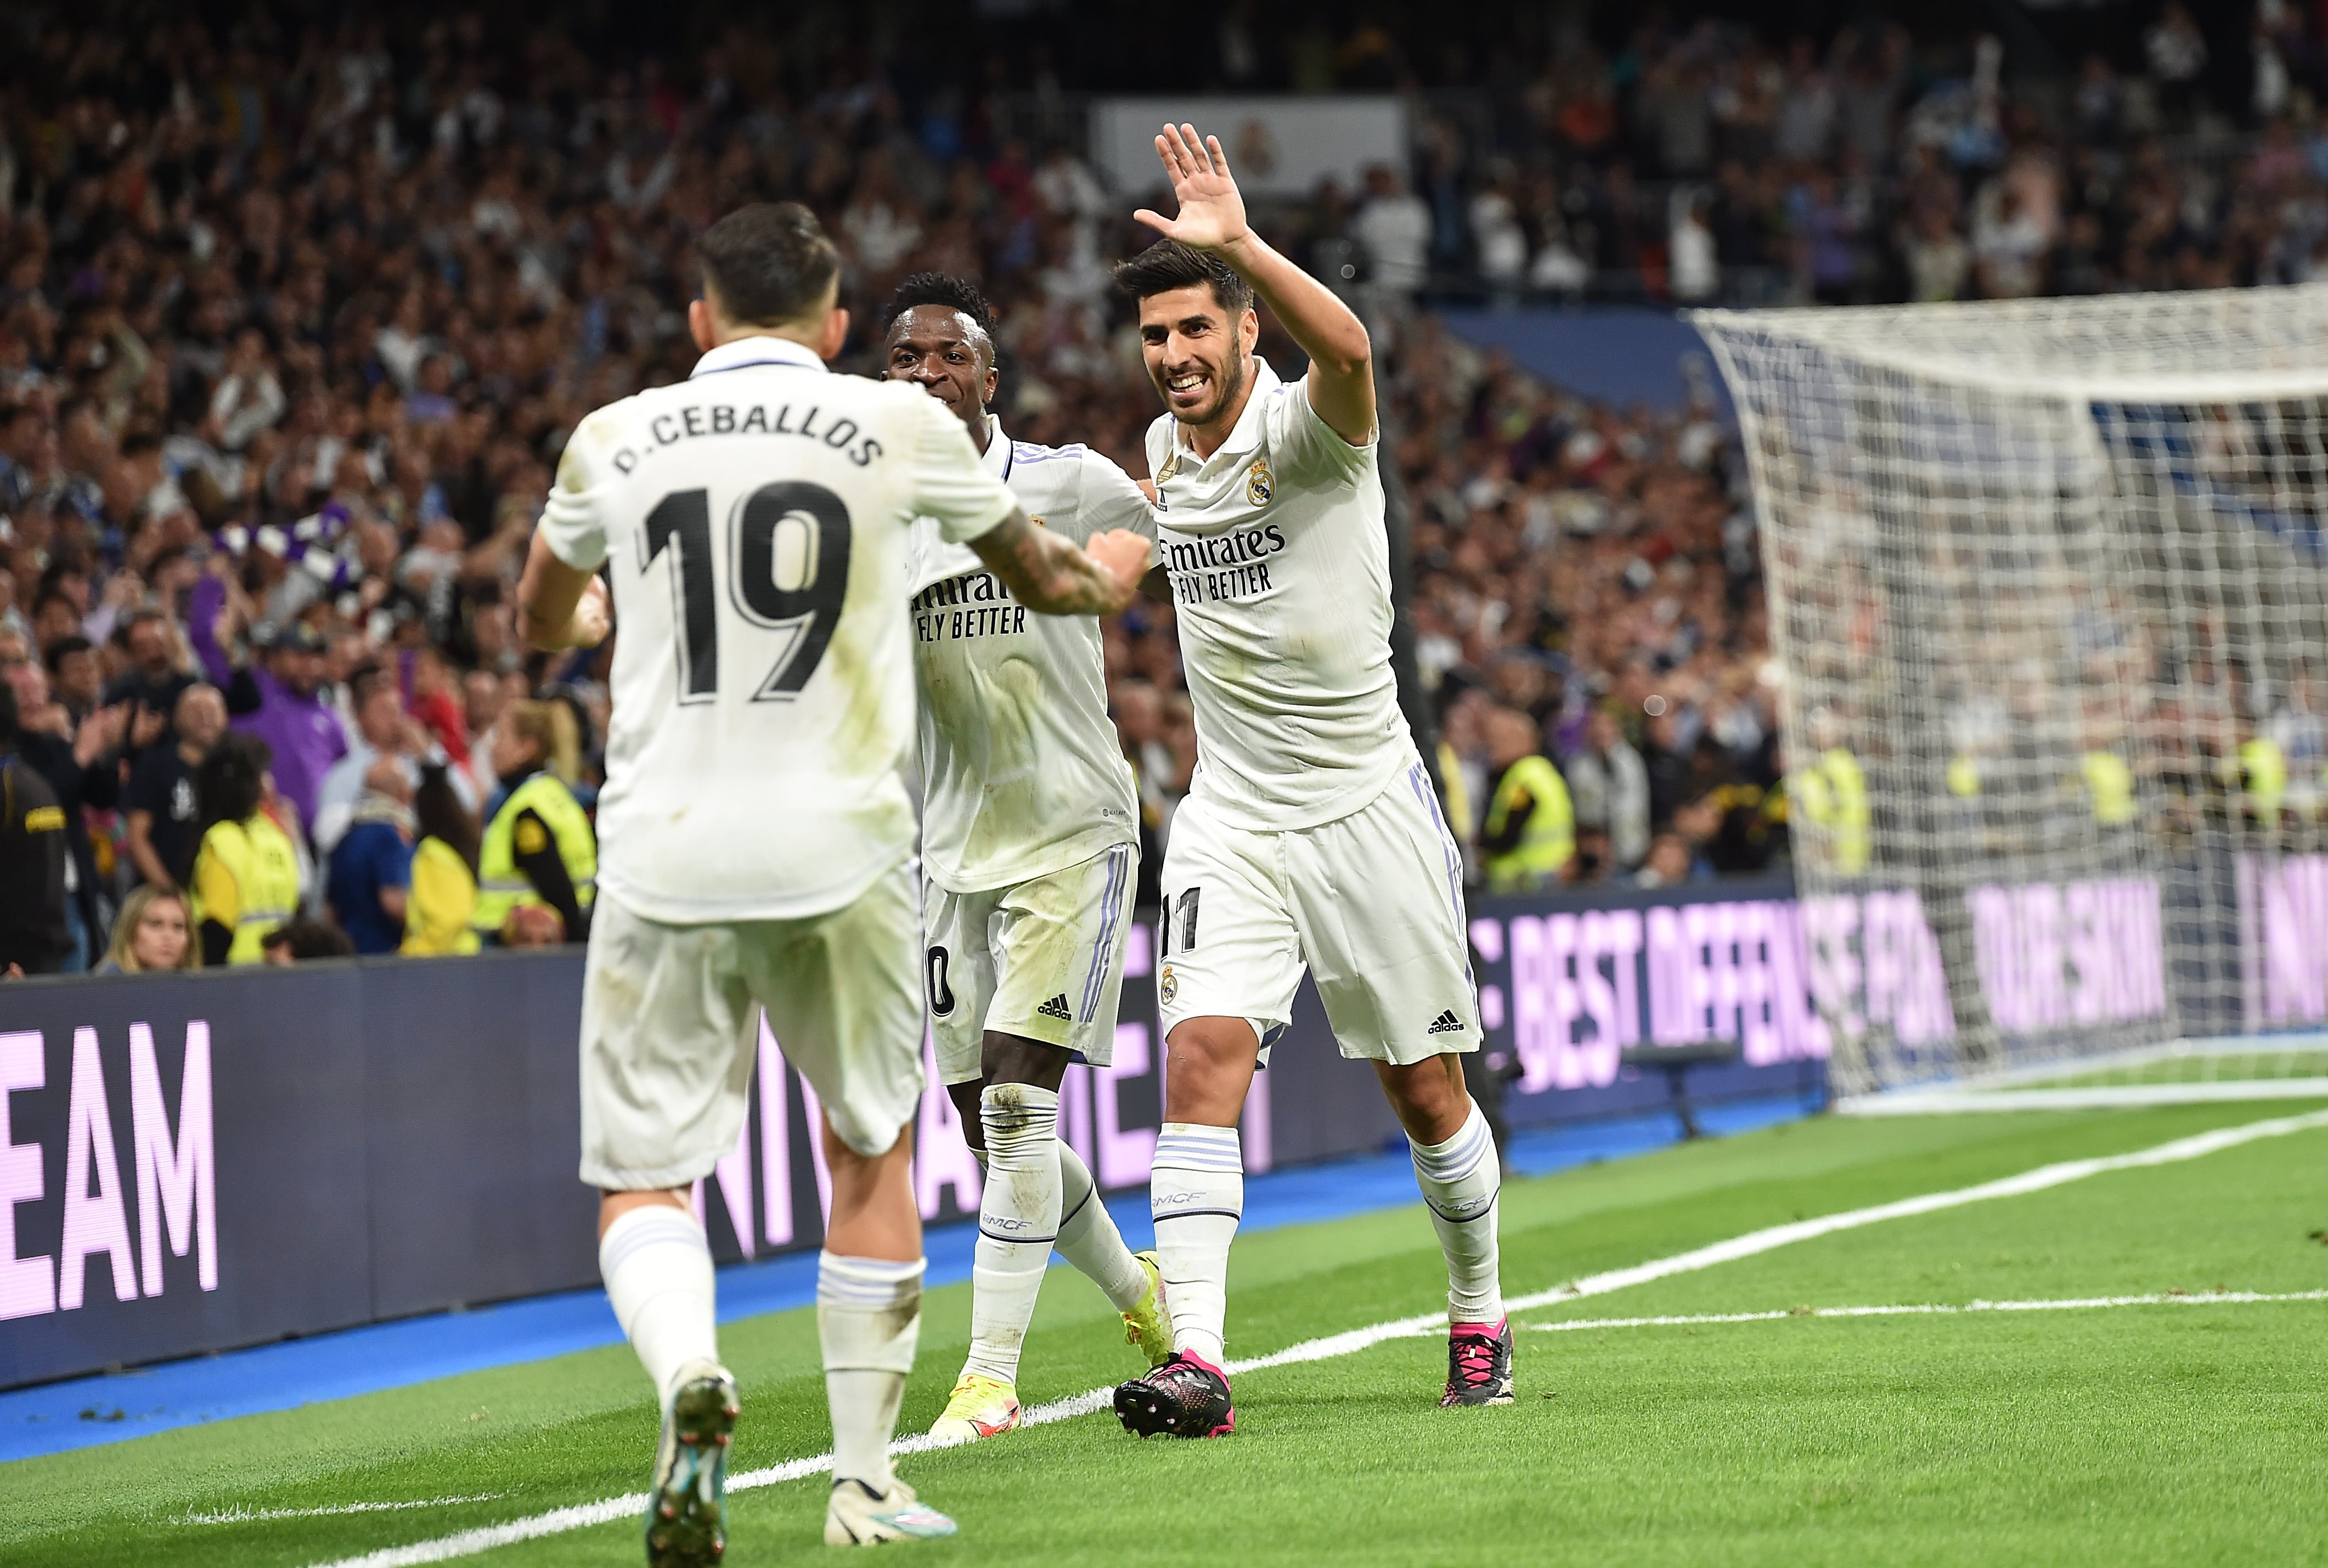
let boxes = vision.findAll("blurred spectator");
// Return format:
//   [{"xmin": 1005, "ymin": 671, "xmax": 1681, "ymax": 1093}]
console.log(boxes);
[
  {"xmin": 190, "ymin": 585, "xmax": 348, "ymax": 836},
  {"xmin": 314, "ymin": 667, "xmax": 437, "ymax": 855},
  {"xmin": 1632, "ymin": 830, "xmax": 1710, "ymax": 889},
  {"xmin": 404, "ymin": 763, "xmax": 482, "ymax": 957},
  {"xmin": 0, "ymin": 683, "xmax": 71, "ymax": 977},
  {"xmin": 44, "ymin": 636, "xmax": 102, "ymax": 723},
  {"xmin": 122, "ymin": 684, "xmax": 228, "ymax": 891},
  {"xmin": 1564, "ymin": 707, "xmax": 1652, "ymax": 873},
  {"xmin": 327, "ymin": 758, "xmax": 416, "ymax": 956},
  {"xmin": 190, "ymin": 734, "xmax": 302, "ymax": 967},
  {"xmin": 1478, "ymin": 706, "xmax": 1575, "ymax": 893},
  {"xmin": 104, "ymin": 610, "xmax": 200, "ymax": 726},
  {"xmin": 261, "ymin": 920, "xmax": 357, "ymax": 965},
  {"xmin": 1669, "ymin": 191, "xmax": 1720, "ymax": 303},
  {"xmin": 3, "ymin": 633, "xmax": 132, "ymax": 968},
  {"xmin": 477, "ymin": 700, "xmax": 594, "ymax": 946},
  {"xmin": 1354, "ymin": 164, "xmax": 1433, "ymax": 296},
  {"xmin": 2146, "ymin": 2, "xmax": 2209, "ymax": 123},
  {"xmin": 94, "ymin": 884, "xmax": 198, "ymax": 975}
]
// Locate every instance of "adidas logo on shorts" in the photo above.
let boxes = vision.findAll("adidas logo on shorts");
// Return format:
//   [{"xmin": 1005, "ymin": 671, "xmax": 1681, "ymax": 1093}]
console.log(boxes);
[
  {"xmin": 1426, "ymin": 1009, "xmax": 1465, "ymax": 1035},
  {"xmin": 1036, "ymin": 994, "xmax": 1074, "ymax": 1022}
]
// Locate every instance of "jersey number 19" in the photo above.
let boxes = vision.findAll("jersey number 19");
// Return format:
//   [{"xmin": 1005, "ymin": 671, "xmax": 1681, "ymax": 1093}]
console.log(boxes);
[{"xmin": 642, "ymin": 480, "xmax": 853, "ymax": 703}]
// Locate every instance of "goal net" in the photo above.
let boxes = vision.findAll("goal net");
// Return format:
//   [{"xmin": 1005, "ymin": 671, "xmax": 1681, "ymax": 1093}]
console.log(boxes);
[{"xmin": 1695, "ymin": 287, "xmax": 2328, "ymax": 1102}]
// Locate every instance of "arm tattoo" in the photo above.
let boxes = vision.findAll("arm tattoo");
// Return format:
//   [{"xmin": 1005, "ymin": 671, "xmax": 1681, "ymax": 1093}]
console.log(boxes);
[{"xmin": 973, "ymin": 510, "xmax": 1123, "ymax": 615}]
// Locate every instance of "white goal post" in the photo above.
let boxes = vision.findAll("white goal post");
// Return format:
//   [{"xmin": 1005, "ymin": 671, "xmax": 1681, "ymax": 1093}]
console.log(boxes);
[{"xmin": 1695, "ymin": 287, "xmax": 2328, "ymax": 1099}]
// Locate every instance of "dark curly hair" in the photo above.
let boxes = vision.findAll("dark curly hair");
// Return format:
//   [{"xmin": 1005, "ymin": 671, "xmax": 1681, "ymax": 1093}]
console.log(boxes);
[
  {"xmin": 883, "ymin": 272, "xmax": 1000, "ymax": 362},
  {"xmin": 196, "ymin": 731, "xmax": 272, "ymax": 831}
]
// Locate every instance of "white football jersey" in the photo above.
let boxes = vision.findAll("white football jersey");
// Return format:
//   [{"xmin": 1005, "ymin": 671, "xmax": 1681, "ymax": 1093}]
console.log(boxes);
[
  {"xmin": 539, "ymin": 336, "xmax": 1017, "ymax": 923},
  {"xmin": 1145, "ymin": 356, "xmax": 1414, "ymax": 831},
  {"xmin": 907, "ymin": 416, "xmax": 1154, "ymax": 893}
]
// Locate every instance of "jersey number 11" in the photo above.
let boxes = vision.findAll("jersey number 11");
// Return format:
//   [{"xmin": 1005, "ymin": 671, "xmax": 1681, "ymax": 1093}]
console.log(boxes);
[{"xmin": 642, "ymin": 481, "xmax": 853, "ymax": 702}]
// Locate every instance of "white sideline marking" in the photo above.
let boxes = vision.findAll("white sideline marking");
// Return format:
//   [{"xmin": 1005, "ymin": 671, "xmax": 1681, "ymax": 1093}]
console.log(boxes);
[
  {"xmin": 182, "ymin": 1495, "xmax": 505, "ymax": 1525},
  {"xmin": 1515, "ymin": 1290, "xmax": 2328, "ymax": 1334},
  {"xmin": 1839, "ymin": 1081, "xmax": 2328, "ymax": 1114},
  {"xmin": 309, "ymin": 1107, "xmax": 2328, "ymax": 1568}
]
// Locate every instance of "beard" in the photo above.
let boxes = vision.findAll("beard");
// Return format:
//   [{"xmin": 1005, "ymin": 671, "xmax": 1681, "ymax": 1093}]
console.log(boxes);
[{"xmin": 1162, "ymin": 340, "xmax": 1249, "ymax": 427}]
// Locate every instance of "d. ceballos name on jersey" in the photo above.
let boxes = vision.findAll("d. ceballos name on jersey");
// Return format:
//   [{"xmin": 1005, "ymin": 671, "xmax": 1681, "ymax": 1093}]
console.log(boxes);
[
  {"xmin": 604, "ymin": 401, "xmax": 883, "ymax": 475},
  {"xmin": 1162, "ymin": 521, "xmax": 1287, "ymax": 606},
  {"xmin": 914, "ymin": 570, "xmax": 1028, "ymax": 642}
]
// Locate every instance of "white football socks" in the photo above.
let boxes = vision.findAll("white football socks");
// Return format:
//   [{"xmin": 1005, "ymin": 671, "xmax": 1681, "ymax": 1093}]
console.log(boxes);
[
  {"xmin": 969, "ymin": 1129, "xmax": 1149, "ymax": 1316},
  {"xmin": 1409, "ymin": 1101, "xmax": 1504, "ymax": 1326},
  {"xmin": 599, "ymin": 1204, "xmax": 719, "ymax": 1411},
  {"xmin": 1055, "ymin": 1138, "xmax": 1148, "ymax": 1310},
  {"xmin": 962, "ymin": 1085, "xmax": 1062, "ymax": 1385},
  {"xmin": 818, "ymin": 1252, "xmax": 924, "ymax": 1493},
  {"xmin": 1150, "ymin": 1123, "xmax": 1243, "ymax": 1367}
]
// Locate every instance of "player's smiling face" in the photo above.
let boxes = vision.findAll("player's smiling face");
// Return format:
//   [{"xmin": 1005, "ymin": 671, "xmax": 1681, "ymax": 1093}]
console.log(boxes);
[
  {"xmin": 884, "ymin": 306, "xmax": 997, "ymax": 433},
  {"xmin": 1138, "ymin": 285, "xmax": 1258, "ymax": 433}
]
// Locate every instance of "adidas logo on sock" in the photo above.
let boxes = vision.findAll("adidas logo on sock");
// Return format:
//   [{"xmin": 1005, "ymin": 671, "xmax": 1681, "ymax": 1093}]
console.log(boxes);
[
  {"xmin": 1036, "ymin": 994, "xmax": 1074, "ymax": 1021},
  {"xmin": 1426, "ymin": 1009, "xmax": 1464, "ymax": 1035}
]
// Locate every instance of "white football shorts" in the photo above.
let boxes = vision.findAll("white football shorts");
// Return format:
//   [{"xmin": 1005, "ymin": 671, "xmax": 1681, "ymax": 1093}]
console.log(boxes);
[
  {"xmin": 579, "ymin": 861, "xmax": 926, "ymax": 1189},
  {"xmin": 1157, "ymin": 754, "xmax": 1480, "ymax": 1065},
  {"xmin": 923, "ymin": 841, "xmax": 1136, "ymax": 1086}
]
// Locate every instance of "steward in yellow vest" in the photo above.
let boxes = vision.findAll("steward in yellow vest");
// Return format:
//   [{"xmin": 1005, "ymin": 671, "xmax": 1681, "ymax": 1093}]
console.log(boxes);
[
  {"xmin": 2079, "ymin": 749, "xmax": 2138, "ymax": 826},
  {"xmin": 1792, "ymin": 744, "xmax": 1870, "ymax": 876},
  {"xmin": 1479, "ymin": 706, "xmax": 1575, "ymax": 893},
  {"xmin": 475, "ymin": 701, "xmax": 595, "ymax": 944},
  {"xmin": 2241, "ymin": 735, "xmax": 2288, "ymax": 824},
  {"xmin": 189, "ymin": 734, "xmax": 303, "ymax": 965}
]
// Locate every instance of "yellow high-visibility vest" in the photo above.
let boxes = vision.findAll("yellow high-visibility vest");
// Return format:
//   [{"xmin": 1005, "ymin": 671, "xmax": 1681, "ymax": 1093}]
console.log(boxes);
[
  {"xmin": 403, "ymin": 836, "xmax": 483, "ymax": 956},
  {"xmin": 2079, "ymin": 750, "xmax": 2138, "ymax": 826},
  {"xmin": 2241, "ymin": 737, "xmax": 2287, "ymax": 821},
  {"xmin": 190, "ymin": 814, "xmax": 302, "ymax": 964},
  {"xmin": 472, "ymin": 773, "xmax": 596, "ymax": 939},
  {"xmin": 1794, "ymin": 746, "xmax": 1870, "ymax": 876},
  {"xmin": 1483, "ymin": 754, "xmax": 1575, "ymax": 893}
]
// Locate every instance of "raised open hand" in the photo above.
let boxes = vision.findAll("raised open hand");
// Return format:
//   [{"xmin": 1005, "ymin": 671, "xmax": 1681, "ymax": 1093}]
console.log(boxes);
[{"xmin": 1132, "ymin": 124, "xmax": 1249, "ymax": 254}]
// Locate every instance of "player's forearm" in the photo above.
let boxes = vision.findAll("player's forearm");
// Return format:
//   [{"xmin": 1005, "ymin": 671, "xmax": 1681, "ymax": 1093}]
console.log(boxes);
[
  {"xmin": 972, "ymin": 511, "xmax": 1136, "ymax": 616},
  {"xmin": 517, "ymin": 531, "xmax": 591, "ymax": 650},
  {"xmin": 1219, "ymin": 231, "xmax": 1371, "ymax": 382}
]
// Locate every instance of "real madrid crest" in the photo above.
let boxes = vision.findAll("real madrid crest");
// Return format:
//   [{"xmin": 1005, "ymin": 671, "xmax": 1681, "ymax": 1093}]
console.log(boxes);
[
  {"xmin": 1246, "ymin": 458, "xmax": 1273, "ymax": 506},
  {"xmin": 1159, "ymin": 963, "xmax": 1177, "ymax": 1006}
]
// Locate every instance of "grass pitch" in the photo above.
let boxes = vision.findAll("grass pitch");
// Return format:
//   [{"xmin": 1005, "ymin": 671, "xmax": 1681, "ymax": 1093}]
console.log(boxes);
[{"xmin": 4, "ymin": 1101, "xmax": 2325, "ymax": 1566}]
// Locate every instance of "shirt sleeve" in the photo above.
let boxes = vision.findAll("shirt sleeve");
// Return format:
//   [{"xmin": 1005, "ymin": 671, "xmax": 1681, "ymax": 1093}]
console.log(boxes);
[
  {"xmin": 538, "ymin": 410, "xmax": 619, "ymax": 571},
  {"xmin": 1074, "ymin": 450, "xmax": 1159, "ymax": 546},
  {"xmin": 192, "ymin": 835, "xmax": 240, "ymax": 930},
  {"xmin": 1263, "ymin": 374, "xmax": 1375, "ymax": 489},
  {"xmin": 908, "ymin": 394, "xmax": 1018, "ymax": 545},
  {"xmin": 377, "ymin": 832, "xmax": 414, "ymax": 891}
]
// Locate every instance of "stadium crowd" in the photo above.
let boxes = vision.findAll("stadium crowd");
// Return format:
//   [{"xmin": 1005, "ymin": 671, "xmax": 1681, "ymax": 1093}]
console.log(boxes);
[{"xmin": 0, "ymin": 2, "xmax": 2299, "ymax": 972}]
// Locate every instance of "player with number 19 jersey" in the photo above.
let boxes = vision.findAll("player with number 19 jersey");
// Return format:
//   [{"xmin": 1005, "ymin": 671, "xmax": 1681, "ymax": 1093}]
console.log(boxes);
[{"xmin": 542, "ymin": 336, "xmax": 1016, "ymax": 929}]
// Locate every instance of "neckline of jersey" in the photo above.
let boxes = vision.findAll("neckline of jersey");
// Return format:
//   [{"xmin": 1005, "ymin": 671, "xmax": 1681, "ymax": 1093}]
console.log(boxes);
[
  {"xmin": 981, "ymin": 413, "xmax": 1014, "ymax": 482},
  {"xmin": 689, "ymin": 337, "xmax": 826, "ymax": 378}
]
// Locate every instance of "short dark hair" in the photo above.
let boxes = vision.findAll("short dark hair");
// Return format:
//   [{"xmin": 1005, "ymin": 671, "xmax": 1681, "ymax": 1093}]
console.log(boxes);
[
  {"xmin": 1113, "ymin": 240, "xmax": 1255, "ymax": 317},
  {"xmin": 884, "ymin": 273, "xmax": 1000, "ymax": 351},
  {"xmin": 43, "ymin": 635, "xmax": 93, "ymax": 676},
  {"xmin": 697, "ymin": 202, "xmax": 841, "ymax": 328}
]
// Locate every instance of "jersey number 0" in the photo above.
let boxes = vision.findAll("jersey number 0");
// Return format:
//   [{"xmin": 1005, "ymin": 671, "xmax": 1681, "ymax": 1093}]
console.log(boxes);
[{"xmin": 642, "ymin": 481, "xmax": 854, "ymax": 702}]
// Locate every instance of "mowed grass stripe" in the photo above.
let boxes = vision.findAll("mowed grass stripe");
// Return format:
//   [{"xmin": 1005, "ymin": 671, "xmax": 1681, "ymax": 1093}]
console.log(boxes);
[{"xmin": 308, "ymin": 1107, "xmax": 2328, "ymax": 1568}]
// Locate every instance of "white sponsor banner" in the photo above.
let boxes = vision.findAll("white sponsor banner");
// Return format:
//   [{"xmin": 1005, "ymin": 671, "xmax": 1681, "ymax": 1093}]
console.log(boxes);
[{"xmin": 1089, "ymin": 96, "xmax": 1409, "ymax": 200}]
